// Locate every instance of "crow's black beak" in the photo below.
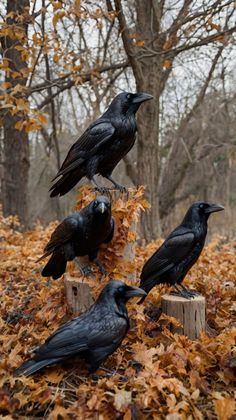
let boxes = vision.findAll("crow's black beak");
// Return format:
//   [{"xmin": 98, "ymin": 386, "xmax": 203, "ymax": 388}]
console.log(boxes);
[
  {"xmin": 132, "ymin": 92, "xmax": 153, "ymax": 104},
  {"xmin": 97, "ymin": 202, "xmax": 106, "ymax": 213},
  {"xmin": 125, "ymin": 285, "xmax": 147, "ymax": 299},
  {"xmin": 204, "ymin": 203, "xmax": 224, "ymax": 214}
]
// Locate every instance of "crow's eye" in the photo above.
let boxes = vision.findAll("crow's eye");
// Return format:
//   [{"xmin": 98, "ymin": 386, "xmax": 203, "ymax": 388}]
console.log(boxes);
[
  {"xmin": 199, "ymin": 204, "xmax": 204, "ymax": 209},
  {"xmin": 126, "ymin": 93, "xmax": 131, "ymax": 99}
]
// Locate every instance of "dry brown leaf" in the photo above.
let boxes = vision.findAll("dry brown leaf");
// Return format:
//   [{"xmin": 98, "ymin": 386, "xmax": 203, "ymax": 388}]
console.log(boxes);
[{"xmin": 214, "ymin": 397, "xmax": 235, "ymax": 420}]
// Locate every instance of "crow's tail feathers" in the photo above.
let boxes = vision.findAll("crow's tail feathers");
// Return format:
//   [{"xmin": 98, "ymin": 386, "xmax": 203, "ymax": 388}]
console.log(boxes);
[
  {"xmin": 49, "ymin": 168, "xmax": 84, "ymax": 197},
  {"xmin": 14, "ymin": 357, "xmax": 61, "ymax": 377},
  {"xmin": 138, "ymin": 276, "xmax": 158, "ymax": 304},
  {"xmin": 42, "ymin": 252, "xmax": 67, "ymax": 280}
]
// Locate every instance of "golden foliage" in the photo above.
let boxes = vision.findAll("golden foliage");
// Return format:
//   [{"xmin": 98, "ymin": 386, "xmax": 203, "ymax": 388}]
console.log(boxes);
[
  {"xmin": 0, "ymin": 188, "xmax": 235, "ymax": 417},
  {"xmin": 163, "ymin": 59, "xmax": 172, "ymax": 69}
]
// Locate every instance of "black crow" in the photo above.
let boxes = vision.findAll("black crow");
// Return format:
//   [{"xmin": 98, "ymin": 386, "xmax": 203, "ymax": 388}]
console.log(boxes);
[
  {"xmin": 37, "ymin": 196, "xmax": 114, "ymax": 279},
  {"xmin": 14, "ymin": 281, "xmax": 146, "ymax": 376},
  {"xmin": 49, "ymin": 92, "xmax": 153, "ymax": 197},
  {"xmin": 139, "ymin": 202, "xmax": 224, "ymax": 301}
]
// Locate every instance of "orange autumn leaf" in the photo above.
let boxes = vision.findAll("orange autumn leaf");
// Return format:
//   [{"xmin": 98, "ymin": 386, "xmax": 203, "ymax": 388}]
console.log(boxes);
[
  {"xmin": 214, "ymin": 397, "xmax": 235, "ymax": 420},
  {"xmin": 163, "ymin": 59, "xmax": 172, "ymax": 69},
  {"xmin": 0, "ymin": 187, "xmax": 235, "ymax": 417}
]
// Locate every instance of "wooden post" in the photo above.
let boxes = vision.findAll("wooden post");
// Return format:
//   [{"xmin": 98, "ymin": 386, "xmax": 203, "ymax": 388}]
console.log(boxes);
[
  {"xmin": 64, "ymin": 274, "xmax": 94, "ymax": 315},
  {"xmin": 161, "ymin": 294, "xmax": 206, "ymax": 340}
]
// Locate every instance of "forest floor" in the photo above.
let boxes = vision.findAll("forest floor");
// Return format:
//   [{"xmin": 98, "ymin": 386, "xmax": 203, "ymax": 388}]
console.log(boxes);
[{"xmin": 0, "ymin": 188, "xmax": 235, "ymax": 419}]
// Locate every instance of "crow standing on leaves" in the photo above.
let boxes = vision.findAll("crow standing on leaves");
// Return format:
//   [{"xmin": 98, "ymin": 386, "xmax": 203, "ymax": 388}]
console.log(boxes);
[
  {"xmin": 49, "ymin": 92, "xmax": 153, "ymax": 197},
  {"xmin": 139, "ymin": 202, "xmax": 224, "ymax": 302},
  {"xmin": 14, "ymin": 281, "xmax": 146, "ymax": 376},
  {"xmin": 37, "ymin": 196, "xmax": 114, "ymax": 279}
]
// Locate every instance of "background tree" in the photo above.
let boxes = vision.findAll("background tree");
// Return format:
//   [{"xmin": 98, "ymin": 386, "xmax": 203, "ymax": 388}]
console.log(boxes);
[
  {"xmin": 0, "ymin": 0, "xmax": 235, "ymax": 240},
  {"xmin": 114, "ymin": 0, "xmax": 236, "ymax": 240},
  {"xmin": 1, "ymin": 0, "xmax": 30, "ymax": 226},
  {"xmin": 0, "ymin": 0, "xmax": 128, "ymax": 227}
]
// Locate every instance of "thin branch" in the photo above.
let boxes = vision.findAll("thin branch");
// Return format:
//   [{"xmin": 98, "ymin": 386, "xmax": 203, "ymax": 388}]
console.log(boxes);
[
  {"xmin": 158, "ymin": 45, "xmax": 224, "ymax": 218},
  {"xmin": 178, "ymin": 45, "xmax": 224, "ymax": 131},
  {"xmin": 37, "ymin": 61, "xmax": 129, "ymax": 109},
  {"xmin": 114, "ymin": 0, "xmax": 142, "ymax": 83},
  {"xmin": 172, "ymin": 26, "xmax": 236, "ymax": 56}
]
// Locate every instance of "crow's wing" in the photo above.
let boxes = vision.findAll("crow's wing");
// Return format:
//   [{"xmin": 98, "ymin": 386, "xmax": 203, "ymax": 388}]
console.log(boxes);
[
  {"xmin": 34, "ymin": 309, "xmax": 127, "ymax": 360},
  {"xmin": 104, "ymin": 217, "xmax": 115, "ymax": 244},
  {"xmin": 55, "ymin": 120, "xmax": 116, "ymax": 178},
  {"xmin": 37, "ymin": 215, "xmax": 82, "ymax": 261},
  {"xmin": 141, "ymin": 227, "xmax": 195, "ymax": 280}
]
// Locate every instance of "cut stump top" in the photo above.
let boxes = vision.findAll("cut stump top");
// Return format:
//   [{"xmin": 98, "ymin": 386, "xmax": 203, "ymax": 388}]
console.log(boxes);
[{"xmin": 161, "ymin": 294, "xmax": 205, "ymax": 303}]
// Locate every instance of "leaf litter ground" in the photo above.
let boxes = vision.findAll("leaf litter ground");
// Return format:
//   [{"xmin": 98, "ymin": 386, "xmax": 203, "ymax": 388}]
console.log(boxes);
[{"xmin": 0, "ymin": 187, "xmax": 235, "ymax": 419}]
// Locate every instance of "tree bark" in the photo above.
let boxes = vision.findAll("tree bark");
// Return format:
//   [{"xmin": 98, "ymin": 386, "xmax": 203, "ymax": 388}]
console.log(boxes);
[
  {"xmin": 114, "ymin": 0, "xmax": 234, "ymax": 240},
  {"xmin": 1, "ymin": 0, "xmax": 30, "ymax": 227},
  {"xmin": 64, "ymin": 274, "xmax": 94, "ymax": 315},
  {"xmin": 161, "ymin": 294, "xmax": 206, "ymax": 340},
  {"xmin": 136, "ymin": 75, "xmax": 161, "ymax": 240},
  {"xmin": 115, "ymin": 0, "xmax": 169, "ymax": 240}
]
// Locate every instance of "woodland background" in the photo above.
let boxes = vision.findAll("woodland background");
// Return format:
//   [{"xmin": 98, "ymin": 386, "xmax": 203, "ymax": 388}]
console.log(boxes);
[
  {"xmin": 0, "ymin": 0, "xmax": 236, "ymax": 240},
  {"xmin": 0, "ymin": 1, "xmax": 236, "ymax": 418}
]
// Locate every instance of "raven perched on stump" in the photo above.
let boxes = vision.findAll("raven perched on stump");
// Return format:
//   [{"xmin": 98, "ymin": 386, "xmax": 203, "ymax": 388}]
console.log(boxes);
[
  {"xmin": 37, "ymin": 196, "xmax": 114, "ymax": 279},
  {"xmin": 49, "ymin": 91, "xmax": 153, "ymax": 197},
  {"xmin": 14, "ymin": 281, "xmax": 146, "ymax": 376},
  {"xmin": 139, "ymin": 202, "xmax": 224, "ymax": 301}
]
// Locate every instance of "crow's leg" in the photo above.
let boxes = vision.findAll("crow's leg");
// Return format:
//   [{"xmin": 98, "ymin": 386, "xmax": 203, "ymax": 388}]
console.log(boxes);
[
  {"xmin": 180, "ymin": 284, "xmax": 198, "ymax": 297},
  {"xmin": 104, "ymin": 174, "xmax": 128, "ymax": 194},
  {"xmin": 91, "ymin": 367, "xmax": 127, "ymax": 380},
  {"xmin": 74, "ymin": 258, "xmax": 93, "ymax": 278},
  {"xmin": 172, "ymin": 284, "xmax": 193, "ymax": 299},
  {"xmin": 99, "ymin": 367, "xmax": 115, "ymax": 375},
  {"xmin": 99, "ymin": 367, "xmax": 127, "ymax": 380},
  {"xmin": 91, "ymin": 256, "xmax": 107, "ymax": 276},
  {"xmin": 91, "ymin": 177, "xmax": 111, "ymax": 195}
]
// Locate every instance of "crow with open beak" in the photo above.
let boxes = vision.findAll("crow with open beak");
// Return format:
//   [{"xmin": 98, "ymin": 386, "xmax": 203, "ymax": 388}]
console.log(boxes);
[{"xmin": 14, "ymin": 281, "xmax": 146, "ymax": 376}]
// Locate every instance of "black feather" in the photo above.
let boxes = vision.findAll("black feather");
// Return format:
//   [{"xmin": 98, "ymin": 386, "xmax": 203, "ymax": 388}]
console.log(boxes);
[
  {"xmin": 38, "ymin": 196, "xmax": 114, "ymax": 280},
  {"xmin": 139, "ymin": 201, "xmax": 224, "ymax": 299},
  {"xmin": 14, "ymin": 281, "xmax": 145, "ymax": 376},
  {"xmin": 42, "ymin": 252, "xmax": 67, "ymax": 280},
  {"xmin": 50, "ymin": 92, "xmax": 153, "ymax": 197}
]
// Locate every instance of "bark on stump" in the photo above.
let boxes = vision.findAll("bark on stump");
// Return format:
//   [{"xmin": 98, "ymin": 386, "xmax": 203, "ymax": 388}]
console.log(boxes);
[
  {"xmin": 64, "ymin": 273, "xmax": 94, "ymax": 315},
  {"xmin": 161, "ymin": 294, "xmax": 206, "ymax": 340}
]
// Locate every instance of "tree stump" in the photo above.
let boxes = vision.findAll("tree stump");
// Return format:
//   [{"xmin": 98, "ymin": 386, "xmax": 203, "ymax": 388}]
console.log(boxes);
[
  {"xmin": 64, "ymin": 274, "xmax": 94, "ymax": 315},
  {"xmin": 161, "ymin": 294, "xmax": 206, "ymax": 340}
]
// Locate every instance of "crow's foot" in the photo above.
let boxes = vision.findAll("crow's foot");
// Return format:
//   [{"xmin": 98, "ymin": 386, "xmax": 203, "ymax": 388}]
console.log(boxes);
[
  {"xmin": 180, "ymin": 284, "xmax": 199, "ymax": 297},
  {"xmin": 171, "ymin": 286, "xmax": 194, "ymax": 300},
  {"xmin": 94, "ymin": 186, "xmax": 112, "ymax": 195},
  {"xmin": 81, "ymin": 265, "xmax": 93, "ymax": 277},
  {"xmin": 114, "ymin": 184, "xmax": 127, "ymax": 194},
  {"xmin": 93, "ymin": 257, "xmax": 107, "ymax": 276},
  {"xmin": 74, "ymin": 259, "xmax": 94, "ymax": 278},
  {"xmin": 170, "ymin": 291, "xmax": 193, "ymax": 300}
]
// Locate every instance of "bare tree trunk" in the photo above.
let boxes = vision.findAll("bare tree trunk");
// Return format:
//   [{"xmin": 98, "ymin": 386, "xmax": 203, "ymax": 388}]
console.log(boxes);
[
  {"xmin": 115, "ymin": 0, "xmax": 168, "ymax": 240},
  {"xmin": 1, "ymin": 0, "xmax": 30, "ymax": 227},
  {"xmin": 114, "ymin": 0, "xmax": 234, "ymax": 240},
  {"xmin": 136, "ymin": 75, "xmax": 161, "ymax": 240}
]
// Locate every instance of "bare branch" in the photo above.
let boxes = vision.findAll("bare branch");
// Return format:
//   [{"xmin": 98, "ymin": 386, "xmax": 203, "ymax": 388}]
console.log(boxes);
[
  {"xmin": 158, "ymin": 45, "xmax": 224, "ymax": 218},
  {"xmin": 36, "ymin": 61, "xmax": 129, "ymax": 109},
  {"xmin": 114, "ymin": 0, "xmax": 142, "ymax": 83}
]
